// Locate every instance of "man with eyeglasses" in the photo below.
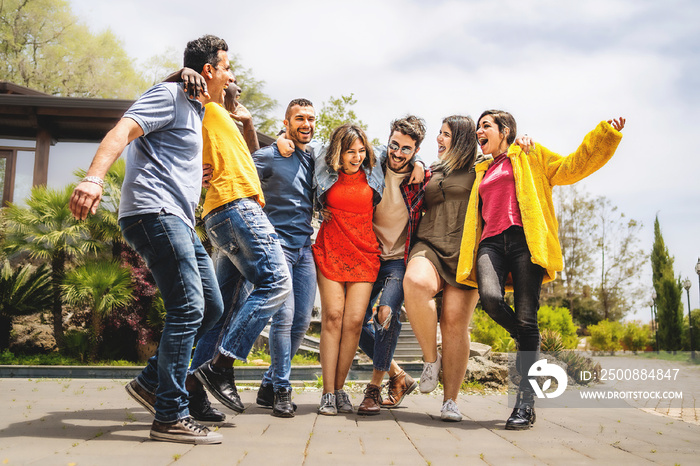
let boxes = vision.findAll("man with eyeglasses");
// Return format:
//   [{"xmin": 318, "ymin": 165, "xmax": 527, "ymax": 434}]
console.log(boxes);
[{"xmin": 356, "ymin": 115, "xmax": 432, "ymax": 415}]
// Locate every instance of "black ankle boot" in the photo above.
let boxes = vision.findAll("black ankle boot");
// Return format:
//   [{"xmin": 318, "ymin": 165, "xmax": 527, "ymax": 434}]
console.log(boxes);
[{"xmin": 505, "ymin": 391, "xmax": 536, "ymax": 430}]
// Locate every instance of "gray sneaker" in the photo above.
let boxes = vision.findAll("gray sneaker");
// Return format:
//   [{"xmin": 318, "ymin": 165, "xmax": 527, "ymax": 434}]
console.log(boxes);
[
  {"xmin": 150, "ymin": 416, "xmax": 223, "ymax": 444},
  {"xmin": 335, "ymin": 389, "xmax": 353, "ymax": 414},
  {"xmin": 318, "ymin": 392, "xmax": 337, "ymax": 416},
  {"xmin": 125, "ymin": 379, "xmax": 156, "ymax": 415},
  {"xmin": 440, "ymin": 399, "xmax": 462, "ymax": 422}
]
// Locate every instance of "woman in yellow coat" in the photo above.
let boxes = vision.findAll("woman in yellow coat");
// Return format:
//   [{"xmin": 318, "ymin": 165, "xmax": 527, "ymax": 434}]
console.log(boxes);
[{"xmin": 456, "ymin": 110, "xmax": 625, "ymax": 430}]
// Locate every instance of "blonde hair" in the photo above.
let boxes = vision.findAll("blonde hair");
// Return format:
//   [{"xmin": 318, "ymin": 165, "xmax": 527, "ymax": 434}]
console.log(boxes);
[
  {"xmin": 434, "ymin": 115, "xmax": 477, "ymax": 175},
  {"xmin": 325, "ymin": 124, "xmax": 376, "ymax": 173}
]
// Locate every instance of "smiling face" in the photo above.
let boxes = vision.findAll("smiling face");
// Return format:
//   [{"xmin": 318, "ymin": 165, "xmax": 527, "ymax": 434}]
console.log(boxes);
[
  {"xmin": 477, "ymin": 114, "xmax": 510, "ymax": 156},
  {"xmin": 285, "ymin": 105, "xmax": 315, "ymax": 147},
  {"xmin": 340, "ymin": 138, "xmax": 367, "ymax": 174},
  {"xmin": 205, "ymin": 50, "xmax": 233, "ymax": 104},
  {"xmin": 436, "ymin": 123, "xmax": 452, "ymax": 160},
  {"xmin": 386, "ymin": 131, "xmax": 417, "ymax": 173}
]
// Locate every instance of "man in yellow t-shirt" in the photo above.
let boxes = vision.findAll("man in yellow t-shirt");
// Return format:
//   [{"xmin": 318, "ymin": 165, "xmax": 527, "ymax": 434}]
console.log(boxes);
[{"xmin": 188, "ymin": 61, "xmax": 292, "ymax": 419}]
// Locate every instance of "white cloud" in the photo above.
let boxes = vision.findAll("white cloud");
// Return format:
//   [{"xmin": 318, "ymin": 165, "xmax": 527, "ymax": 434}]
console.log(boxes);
[{"xmin": 67, "ymin": 0, "xmax": 700, "ymax": 315}]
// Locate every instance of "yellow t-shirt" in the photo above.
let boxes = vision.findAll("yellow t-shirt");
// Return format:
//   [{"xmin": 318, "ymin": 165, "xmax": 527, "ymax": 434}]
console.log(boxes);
[{"xmin": 202, "ymin": 102, "xmax": 264, "ymax": 217}]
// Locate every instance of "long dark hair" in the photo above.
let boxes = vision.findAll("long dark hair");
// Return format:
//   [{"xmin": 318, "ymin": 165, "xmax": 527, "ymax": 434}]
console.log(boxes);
[{"xmin": 434, "ymin": 115, "xmax": 477, "ymax": 175}]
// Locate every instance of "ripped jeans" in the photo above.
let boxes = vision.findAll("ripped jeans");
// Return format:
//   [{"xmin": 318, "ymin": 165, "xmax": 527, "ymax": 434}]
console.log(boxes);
[{"xmin": 358, "ymin": 259, "xmax": 405, "ymax": 372}]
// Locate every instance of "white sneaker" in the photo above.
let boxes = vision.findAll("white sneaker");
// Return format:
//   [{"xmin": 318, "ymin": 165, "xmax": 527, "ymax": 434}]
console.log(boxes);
[
  {"xmin": 440, "ymin": 399, "xmax": 462, "ymax": 422},
  {"xmin": 318, "ymin": 392, "xmax": 337, "ymax": 415},
  {"xmin": 419, "ymin": 352, "xmax": 441, "ymax": 393}
]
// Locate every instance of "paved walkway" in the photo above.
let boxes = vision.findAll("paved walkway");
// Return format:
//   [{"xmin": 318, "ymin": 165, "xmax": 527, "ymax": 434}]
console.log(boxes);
[{"xmin": 1, "ymin": 357, "xmax": 698, "ymax": 465}]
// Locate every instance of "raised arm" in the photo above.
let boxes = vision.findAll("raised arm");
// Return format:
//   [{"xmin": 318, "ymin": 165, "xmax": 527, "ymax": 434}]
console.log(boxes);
[
  {"xmin": 538, "ymin": 118, "xmax": 625, "ymax": 186},
  {"xmin": 69, "ymin": 118, "xmax": 144, "ymax": 220},
  {"xmin": 230, "ymin": 103, "xmax": 260, "ymax": 154}
]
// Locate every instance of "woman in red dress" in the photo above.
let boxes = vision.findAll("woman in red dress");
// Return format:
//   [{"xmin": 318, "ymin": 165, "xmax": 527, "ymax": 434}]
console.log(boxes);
[{"xmin": 312, "ymin": 124, "xmax": 381, "ymax": 415}]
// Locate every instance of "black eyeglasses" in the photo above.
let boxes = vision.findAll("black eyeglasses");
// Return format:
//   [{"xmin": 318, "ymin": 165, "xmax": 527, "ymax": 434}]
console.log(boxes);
[{"xmin": 388, "ymin": 141, "xmax": 415, "ymax": 156}]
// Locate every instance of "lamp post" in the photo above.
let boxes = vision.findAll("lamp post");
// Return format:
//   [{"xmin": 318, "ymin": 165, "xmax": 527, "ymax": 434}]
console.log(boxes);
[
  {"xmin": 652, "ymin": 290, "xmax": 659, "ymax": 353},
  {"xmin": 683, "ymin": 278, "xmax": 694, "ymax": 359}
]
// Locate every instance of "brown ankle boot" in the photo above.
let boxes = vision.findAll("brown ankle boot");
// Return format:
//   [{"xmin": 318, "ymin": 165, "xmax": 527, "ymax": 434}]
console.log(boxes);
[
  {"xmin": 381, "ymin": 371, "xmax": 417, "ymax": 408},
  {"xmin": 358, "ymin": 384, "xmax": 382, "ymax": 415}
]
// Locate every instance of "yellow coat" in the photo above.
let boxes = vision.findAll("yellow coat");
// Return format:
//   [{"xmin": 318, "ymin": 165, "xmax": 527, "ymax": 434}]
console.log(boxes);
[{"xmin": 456, "ymin": 120, "xmax": 623, "ymax": 290}]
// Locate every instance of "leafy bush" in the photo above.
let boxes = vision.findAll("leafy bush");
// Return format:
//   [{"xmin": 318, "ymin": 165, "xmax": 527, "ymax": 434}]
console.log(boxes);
[
  {"xmin": 538, "ymin": 305, "xmax": 578, "ymax": 349},
  {"xmin": 63, "ymin": 329, "xmax": 90, "ymax": 362},
  {"xmin": 620, "ymin": 321, "xmax": 651, "ymax": 353},
  {"xmin": 588, "ymin": 320, "xmax": 624, "ymax": 353},
  {"xmin": 470, "ymin": 307, "xmax": 515, "ymax": 352},
  {"xmin": 0, "ymin": 260, "xmax": 52, "ymax": 349}
]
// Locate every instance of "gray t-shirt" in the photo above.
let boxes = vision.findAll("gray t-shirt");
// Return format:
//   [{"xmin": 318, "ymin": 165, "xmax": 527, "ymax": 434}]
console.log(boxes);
[{"xmin": 118, "ymin": 82, "xmax": 205, "ymax": 229}]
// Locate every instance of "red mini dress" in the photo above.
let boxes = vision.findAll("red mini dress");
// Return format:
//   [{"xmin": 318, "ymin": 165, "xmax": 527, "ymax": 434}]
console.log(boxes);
[{"xmin": 312, "ymin": 169, "xmax": 380, "ymax": 282}]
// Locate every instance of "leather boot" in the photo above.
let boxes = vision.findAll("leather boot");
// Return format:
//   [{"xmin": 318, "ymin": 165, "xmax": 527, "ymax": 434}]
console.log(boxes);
[
  {"xmin": 357, "ymin": 384, "xmax": 382, "ymax": 415},
  {"xmin": 505, "ymin": 390, "xmax": 536, "ymax": 430}
]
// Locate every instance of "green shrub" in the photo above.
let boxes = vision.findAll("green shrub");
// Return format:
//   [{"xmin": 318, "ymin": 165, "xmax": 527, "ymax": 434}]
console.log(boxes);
[
  {"xmin": 588, "ymin": 320, "xmax": 624, "ymax": 353},
  {"xmin": 470, "ymin": 307, "xmax": 515, "ymax": 352},
  {"xmin": 620, "ymin": 321, "xmax": 651, "ymax": 353},
  {"xmin": 63, "ymin": 329, "xmax": 90, "ymax": 362},
  {"xmin": 538, "ymin": 305, "xmax": 578, "ymax": 349}
]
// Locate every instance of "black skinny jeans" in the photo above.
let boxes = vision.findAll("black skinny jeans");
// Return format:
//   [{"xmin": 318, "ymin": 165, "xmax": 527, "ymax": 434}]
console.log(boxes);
[{"xmin": 477, "ymin": 226, "xmax": 545, "ymax": 392}]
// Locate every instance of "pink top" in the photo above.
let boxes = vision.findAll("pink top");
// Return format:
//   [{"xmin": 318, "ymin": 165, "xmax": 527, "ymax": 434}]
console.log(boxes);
[{"xmin": 479, "ymin": 152, "xmax": 523, "ymax": 240}]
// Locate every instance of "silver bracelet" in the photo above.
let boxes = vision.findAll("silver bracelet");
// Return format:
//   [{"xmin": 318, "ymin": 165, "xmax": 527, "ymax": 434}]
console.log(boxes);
[{"xmin": 82, "ymin": 176, "xmax": 104, "ymax": 188}]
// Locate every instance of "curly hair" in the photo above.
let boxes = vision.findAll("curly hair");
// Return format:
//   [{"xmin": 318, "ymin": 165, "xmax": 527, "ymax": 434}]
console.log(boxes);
[
  {"xmin": 183, "ymin": 35, "xmax": 228, "ymax": 73},
  {"xmin": 389, "ymin": 115, "xmax": 427, "ymax": 148}
]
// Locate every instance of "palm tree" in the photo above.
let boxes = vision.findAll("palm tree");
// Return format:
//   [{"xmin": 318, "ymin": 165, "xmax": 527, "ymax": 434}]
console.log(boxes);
[
  {"xmin": 0, "ymin": 260, "xmax": 52, "ymax": 349},
  {"xmin": 62, "ymin": 260, "xmax": 133, "ymax": 361},
  {"xmin": 3, "ymin": 185, "xmax": 99, "ymax": 348}
]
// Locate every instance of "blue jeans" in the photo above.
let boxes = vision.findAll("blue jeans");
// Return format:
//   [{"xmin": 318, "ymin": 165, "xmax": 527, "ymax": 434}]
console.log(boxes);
[
  {"xmin": 120, "ymin": 212, "xmax": 223, "ymax": 423},
  {"xmin": 190, "ymin": 198, "xmax": 291, "ymax": 367},
  {"xmin": 476, "ymin": 226, "xmax": 544, "ymax": 392},
  {"xmin": 358, "ymin": 259, "xmax": 405, "ymax": 372},
  {"xmin": 261, "ymin": 245, "xmax": 316, "ymax": 389}
]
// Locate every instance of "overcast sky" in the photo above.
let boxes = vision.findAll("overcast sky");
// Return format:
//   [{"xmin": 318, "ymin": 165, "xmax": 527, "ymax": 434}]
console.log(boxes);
[{"xmin": 69, "ymin": 0, "xmax": 700, "ymax": 318}]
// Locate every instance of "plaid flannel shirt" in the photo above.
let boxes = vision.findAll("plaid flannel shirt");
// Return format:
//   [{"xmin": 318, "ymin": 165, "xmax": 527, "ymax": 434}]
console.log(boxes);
[{"xmin": 400, "ymin": 167, "xmax": 432, "ymax": 263}]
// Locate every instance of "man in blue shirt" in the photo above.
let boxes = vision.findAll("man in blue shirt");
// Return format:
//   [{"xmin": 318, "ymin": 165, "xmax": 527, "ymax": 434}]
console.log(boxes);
[
  {"xmin": 250, "ymin": 99, "xmax": 317, "ymax": 417},
  {"xmin": 68, "ymin": 35, "xmax": 230, "ymax": 445}
]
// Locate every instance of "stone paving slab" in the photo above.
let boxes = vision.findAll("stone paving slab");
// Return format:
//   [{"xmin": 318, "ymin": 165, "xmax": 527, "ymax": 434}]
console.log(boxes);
[
  {"xmin": 2, "ymin": 373, "xmax": 700, "ymax": 466},
  {"xmin": 1, "ymin": 355, "xmax": 699, "ymax": 465}
]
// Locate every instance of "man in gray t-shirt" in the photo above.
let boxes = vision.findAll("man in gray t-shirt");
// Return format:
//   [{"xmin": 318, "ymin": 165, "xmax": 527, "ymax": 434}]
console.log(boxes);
[{"xmin": 69, "ymin": 35, "xmax": 230, "ymax": 446}]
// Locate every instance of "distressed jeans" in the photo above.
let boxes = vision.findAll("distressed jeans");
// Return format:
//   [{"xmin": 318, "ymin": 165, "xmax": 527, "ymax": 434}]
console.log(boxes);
[
  {"xmin": 476, "ymin": 226, "xmax": 544, "ymax": 392},
  {"xmin": 358, "ymin": 259, "xmax": 405, "ymax": 372},
  {"xmin": 190, "ymin": 198, "xmax": 291, "ymax": 368},
  {"xmin": 120, "ymin": 212, "xmax": 223, "ymax": 423}
]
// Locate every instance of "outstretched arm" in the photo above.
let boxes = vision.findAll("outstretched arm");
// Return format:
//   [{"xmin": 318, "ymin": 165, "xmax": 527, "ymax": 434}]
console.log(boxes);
[
  {"xmin": 69, "ymin": 118, "xmax": 144, "ymax": 220},
  {"xmin": 542, "ymin": 118, "xmax": 626, "ymax": 186}
]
